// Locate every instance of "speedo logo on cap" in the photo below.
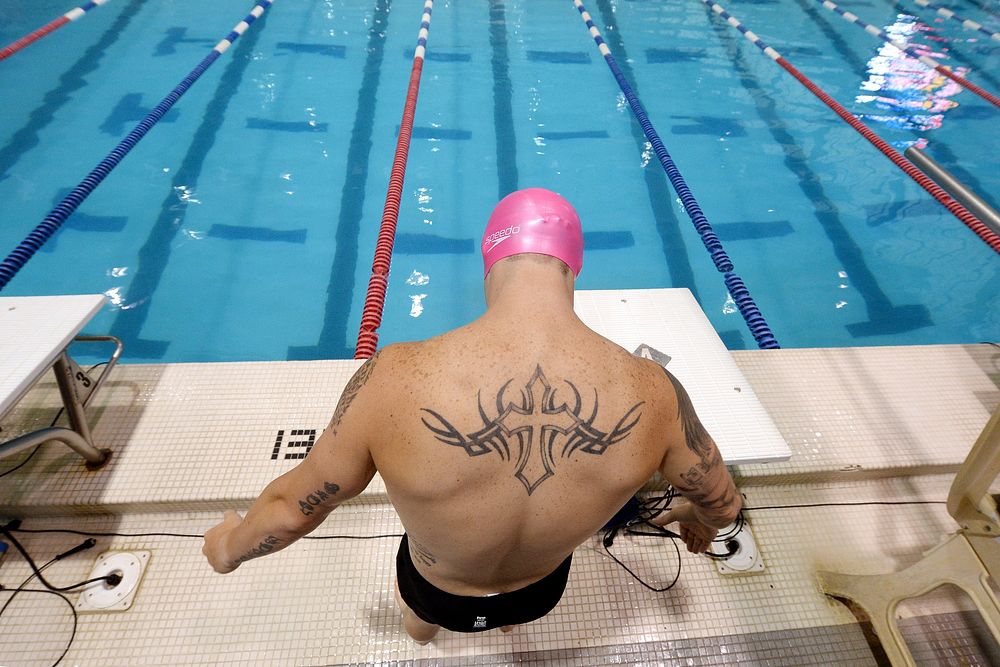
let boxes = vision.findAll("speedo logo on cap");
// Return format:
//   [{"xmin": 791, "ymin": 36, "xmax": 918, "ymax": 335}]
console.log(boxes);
[{"xmin": 484, "ymin": 225, "xmax": 520, "ymax": 253}]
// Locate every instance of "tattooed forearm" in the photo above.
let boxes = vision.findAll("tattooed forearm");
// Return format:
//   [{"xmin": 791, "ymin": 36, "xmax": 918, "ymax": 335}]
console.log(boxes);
[
  {"xmin": 662, "ymin": 368, "xmax": 714, "ymax": 463},
  {"xmin": 231, "ymin": 535, "xmax": 284, "ymax": 567},
  {"xmin": 297, "ymin": 481, "xmax": 341, "ymax": 517},
  {"xmin": 686, "ymin": 486, "xmax": 741, "ymax": 524},
  {"xmin": 675, "ymin": 467, "xmax": 737, "ymax": 509},
  {"xmin": 409, "ymin": 537, "xmax": 437, "ymax": 567},
  {"xmin": 331, "ymin": 351, "xmax": 380, "ymax": 433},
  {"xmin": 674, "ymin": 454, "xmax": 741, "ymax": 524}
]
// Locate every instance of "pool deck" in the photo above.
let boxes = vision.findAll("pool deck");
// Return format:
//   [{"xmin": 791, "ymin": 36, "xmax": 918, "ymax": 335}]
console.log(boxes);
[{"xmin": 1, "ymin": 342, "xmax": 998, "ymax": 665}]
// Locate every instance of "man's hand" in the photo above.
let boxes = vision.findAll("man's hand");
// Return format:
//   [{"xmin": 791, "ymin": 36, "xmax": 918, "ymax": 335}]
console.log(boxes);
[
  {"xmin": 203, "ymin": 510, "xmax": 243, "ymax": 574},
  {"xmin": 651, "ymin": 498, "xmax": 719, "ymax": 554}
]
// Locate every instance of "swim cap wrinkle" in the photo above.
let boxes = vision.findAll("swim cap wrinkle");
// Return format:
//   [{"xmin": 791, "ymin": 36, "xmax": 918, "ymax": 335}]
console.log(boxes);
[{"xmin": 481, "ymin": 188, "xmax": 584, "ymax": 277}]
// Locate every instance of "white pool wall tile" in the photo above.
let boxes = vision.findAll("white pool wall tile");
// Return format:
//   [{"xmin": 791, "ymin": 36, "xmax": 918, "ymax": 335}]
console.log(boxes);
[
  {"xmin": 0, "ymin": 288, "xmax": 997, "ymax": 664},
  {"xmin": 732, "ymin": 343, "xmax": 999, "ymax": 481},
  {"xmin": 0, "ymin": 476, "xmax": 977, "ymax": 666},
  {"xmin": 3, "ymin": 344, "xmax": 995, "ymax": 515}
]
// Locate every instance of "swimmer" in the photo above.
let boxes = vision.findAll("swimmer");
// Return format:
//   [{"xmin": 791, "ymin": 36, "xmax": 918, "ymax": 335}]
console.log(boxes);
[{"xmin": 203, "ymin": 188, "xmax": 742, "ymax": 642}]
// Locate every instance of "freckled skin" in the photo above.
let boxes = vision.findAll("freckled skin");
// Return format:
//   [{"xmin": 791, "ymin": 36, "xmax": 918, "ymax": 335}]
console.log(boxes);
[
  {"xmin": 205, "ymin": 254, "xmax": 741, "ymax": 622},
  {"xmin": 364, "ymin": 256, "xmax": 742, "ymax": 595}
]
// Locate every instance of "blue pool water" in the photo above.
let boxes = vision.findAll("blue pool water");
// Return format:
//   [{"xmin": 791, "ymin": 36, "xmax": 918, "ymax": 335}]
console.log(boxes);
[{"xmin": 1, "ymin": 0, "xmax": 997, "ymax": 362}]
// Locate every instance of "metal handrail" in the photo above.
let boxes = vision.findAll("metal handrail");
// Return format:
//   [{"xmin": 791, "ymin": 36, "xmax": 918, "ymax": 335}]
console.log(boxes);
[
  {"xmin": 0, "ymin": 427, "xmax": 110, "ymax": 470},
  {"xmin": 0, "ymin": 334, "xmax": 122, "ymax": 470},
  {"xmin": 904, "ymin": 147, "xmax": 1000, "ymax": 237},
  {"xmin": 74, "ymin": 334, "xmax": 123, "ymax": 408}
]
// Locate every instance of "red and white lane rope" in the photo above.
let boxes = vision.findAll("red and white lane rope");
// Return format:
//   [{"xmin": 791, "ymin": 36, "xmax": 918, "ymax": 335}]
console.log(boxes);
[
  {"xmin": 0, "ymin": 0, "xmax": 111, "ymax": 62},
  {"xmin": 907, "ymin": 0, "xmax": 1000, "ymax": 43},
  {"xmin": 812, "ymin": 0, "xmax": 1000, "ymax": 109},
  {"xmin": 700, "ymin": 0, "xmax": 1000, "ymax": 254},
  {"xmin": 355, "ymin": 0, "xmax": 434, "ymax": 359}
]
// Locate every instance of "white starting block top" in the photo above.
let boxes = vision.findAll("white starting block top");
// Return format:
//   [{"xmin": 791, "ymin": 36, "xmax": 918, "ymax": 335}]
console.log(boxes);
[
  {"xmin": 0, "ymin": 294, "xmax": 106, "ymax": 417},
  {"xmin": 575, "ymin": 288, "xmax": 791, "ymax": 464}
]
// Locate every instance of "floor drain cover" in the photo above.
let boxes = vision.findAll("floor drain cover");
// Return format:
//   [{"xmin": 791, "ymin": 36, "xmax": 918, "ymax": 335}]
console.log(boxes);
[{"xmin": 76, "ymin": 551, "xmax": 150, "ymax": 613}]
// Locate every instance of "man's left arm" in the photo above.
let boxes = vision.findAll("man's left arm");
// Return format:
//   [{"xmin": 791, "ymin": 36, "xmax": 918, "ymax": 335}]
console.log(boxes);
[{"xmin": 203, "ymin": 353, "xmax": 382, "ymax": 573}]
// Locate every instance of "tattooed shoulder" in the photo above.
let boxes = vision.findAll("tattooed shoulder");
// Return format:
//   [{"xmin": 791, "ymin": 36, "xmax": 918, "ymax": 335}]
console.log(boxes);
[
  {"xmin": 331, "ymin": 350, "xmax": 381, "ymax": 431},
  {"xmin": 660, "ymin": 367, "xmax": 713, "ymax": 461}
]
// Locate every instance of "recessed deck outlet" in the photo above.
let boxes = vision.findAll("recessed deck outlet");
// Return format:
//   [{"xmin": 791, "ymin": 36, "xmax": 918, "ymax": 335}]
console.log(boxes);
[
  {"xmin": 76, "ymin": 551, "xmax": 150, "ymax": 613},
  {"xmin": 711, "ymin": 521, "xmax": 765, "ymax": 575}
]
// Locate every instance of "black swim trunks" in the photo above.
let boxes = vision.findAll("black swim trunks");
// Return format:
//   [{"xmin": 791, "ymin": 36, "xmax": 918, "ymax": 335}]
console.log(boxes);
[{"xmin": 395, "ymin": 534, "xmax": 573, "ymax": 633}]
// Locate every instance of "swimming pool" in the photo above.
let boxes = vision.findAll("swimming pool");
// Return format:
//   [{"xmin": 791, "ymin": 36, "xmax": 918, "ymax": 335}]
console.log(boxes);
[{"xmin": 1, "ymin": 0, "xmax": 997, "ymax": 362}]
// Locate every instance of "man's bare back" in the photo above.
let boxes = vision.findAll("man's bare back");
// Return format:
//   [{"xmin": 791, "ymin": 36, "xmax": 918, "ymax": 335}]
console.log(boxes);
[
  {"xmin": 203, "ymin": 190, "xmax": 742, "ymax": 642},
  {"xmin": 370, "ymin": 318, "xmax": 666, "ymax": 595}
]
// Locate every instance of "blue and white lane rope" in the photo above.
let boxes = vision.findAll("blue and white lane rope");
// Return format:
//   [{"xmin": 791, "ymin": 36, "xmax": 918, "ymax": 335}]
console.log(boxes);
[
  {"xmin": 0, "ymin": 1, "xmax": 274, "ymax": 291},
  {"xmin": 907, "ymin": 0, "xmax": 1000, "ymax": 42},
  {"xmin": 64, "ymin": 0, "xmax": 111, "ymax": 21},
  {"xmin": 812, "ymin": 0, "xmax": 1000, "ymax": 108},
  {"xmin": 0, "ymin": 0, "xmax": 111, "ymax": 61},
  {"xmin": 571, "ymin": 0, "xmax": 780, "ymax": 350}
]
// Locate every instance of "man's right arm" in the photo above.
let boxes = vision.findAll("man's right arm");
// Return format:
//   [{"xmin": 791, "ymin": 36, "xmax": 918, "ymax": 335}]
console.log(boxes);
[
  {"xmin": 656, "ymin": 368, "xmax": 742, "ymax": 528},
  {"xmin": 203, "ymin": 352, "xmax": 382, "ymax": 573}
]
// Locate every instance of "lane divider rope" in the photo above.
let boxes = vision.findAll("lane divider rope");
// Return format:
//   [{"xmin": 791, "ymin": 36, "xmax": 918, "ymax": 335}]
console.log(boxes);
[
  {"xmin": 812, "ymin": 0, "xmax": 1000, "ymax": 108},
  {"xmin": 572, "ymin": 0, "xmax": 780, "ymax": 350},
  {"xmin": 700, "ymin": 0, "xmax": 1000, "ymax": 254},
  {"xmin": 0, "ymin": 0, "xmax": 112, "ymax": 62},
  {"xmin": 355, "ymin": 0, "xmax": 434, "ymax": 359},
  {"xmin": 0, "ymin": 1, "xmax": 275, "ymax": 291},
  {"xmin": 906, "ymin": 0, "xmax": 1000, "ymax": 43}
]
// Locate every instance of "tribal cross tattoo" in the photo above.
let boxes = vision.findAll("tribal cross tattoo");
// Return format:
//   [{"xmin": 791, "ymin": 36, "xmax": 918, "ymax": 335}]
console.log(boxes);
[{"xmin": 420, "ymin": 366, "xmax": 643, "ymax": 495}]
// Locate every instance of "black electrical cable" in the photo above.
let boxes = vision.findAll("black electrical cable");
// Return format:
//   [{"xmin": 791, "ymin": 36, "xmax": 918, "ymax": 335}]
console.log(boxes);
[
  {"xmin": 744, "ymin": 500, "xmax": 947, "ymax": 511},
  {"xmin": 0, "ymin": 587, "xmax": 77, "ymax": 667},
  {"xmin": 0, "ymin": 528, "xmax": 116, "ymax": 592},
  {"xmin": 602, "ymin": 493, "xmax": 946, "ymax": 590},
  {"xmin": 0, "ymin": 556, "xmax": 57, "ymax": 615},
  {"xmin": 304, "ymin": 533, "xmax": 404, "ymax": 540},
  {"xmin": 6, "ymin": 527, "xmax": 404, "ymax": 540},
  {"xmin": 3, "ymin": 496, "xmax": 948, "ymax": 604},
  {"xmin": 634, "ymin": 488, "xmax": 745, "ymax": 545},
  {"xmin": 599, "ymin": 490, "xmax": 744, "ymax": 591},
  {"xmin": 0, "ymin": 519, "xmax": 401, "ymax": 667},
  {"xmin": 0, "ymin": 360, "xmax": 109, "ymax": 479},
  {"xmin": 0, "ymin": 407, "xmax": 65, "ymax": 479},
  {"xmin": 602, "ymin": 523, "xmax": 683, "ymax": 592},
  {"xmin": 0, "ymin": 446, "xmax": 39, "ymax": 479},
  {"xmin": 0, "ymin": 523, "xmax": 402, "ymax": 664},
  {"xmin": 0, "ymin": 537, "xmax": 98, "ymax": 667}
]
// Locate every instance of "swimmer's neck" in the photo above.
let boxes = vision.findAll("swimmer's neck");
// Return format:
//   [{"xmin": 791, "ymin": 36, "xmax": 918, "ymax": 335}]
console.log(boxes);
[{"xmin": 483, "ymin": 260, "xmax": 578, "ymax": 322}]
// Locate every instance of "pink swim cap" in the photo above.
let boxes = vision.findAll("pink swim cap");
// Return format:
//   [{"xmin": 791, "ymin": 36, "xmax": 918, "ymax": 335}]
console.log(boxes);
[{"xmin": 481, "ymin": 188, "xmax": 583, "ymax": 277}]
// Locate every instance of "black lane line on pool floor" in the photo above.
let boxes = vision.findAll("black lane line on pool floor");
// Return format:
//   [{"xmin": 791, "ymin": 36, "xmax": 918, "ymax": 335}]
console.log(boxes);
[
  {"xmin": 107, "ymin": 7, "xmax": 272, "ymax": 359},
  {"xmin": 703, "ymin": 1, "xmax": 933, "ymax": 338},
  {"xmin": 490, "ymin": 0, "xmax": 519, "ymax": 201},
  {"xmin": 288, "ymin": 0, "xmax": 393, "ymax": 361},
  {"xmin": 0, "ymin": 0, "xmax": 149, "ymax": 183},
  {"xmin": 591, "ymin": 0, "xmax": 705, "ymax": 321}
]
